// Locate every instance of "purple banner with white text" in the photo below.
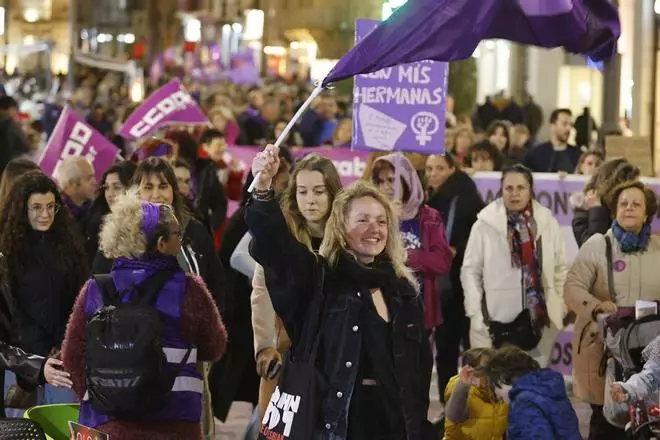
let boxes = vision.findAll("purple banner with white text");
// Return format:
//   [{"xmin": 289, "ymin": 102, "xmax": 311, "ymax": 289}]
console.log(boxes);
[
  {"xmin": 352, "ymin": 19, "xmax": 448, "ymax": 154},
  {"xmin": 119, "ymin": 79, "xmax": 209, "ymax": 141},
  {"xmin": 38, "ymin": 107, "xmax": 119, "ymax": 182}
]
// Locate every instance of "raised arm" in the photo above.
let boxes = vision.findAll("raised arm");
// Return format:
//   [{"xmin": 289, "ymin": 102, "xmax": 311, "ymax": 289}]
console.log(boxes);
[{"xmin": 245, "ymin": 145, "xmax": 318, "ymax": 339}]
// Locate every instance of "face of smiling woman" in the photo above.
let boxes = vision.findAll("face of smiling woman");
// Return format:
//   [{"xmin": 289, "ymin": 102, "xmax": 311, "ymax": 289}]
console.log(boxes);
[{"xmin": 344, "ymin": 196, "xmax": 388, "ymax": 263}]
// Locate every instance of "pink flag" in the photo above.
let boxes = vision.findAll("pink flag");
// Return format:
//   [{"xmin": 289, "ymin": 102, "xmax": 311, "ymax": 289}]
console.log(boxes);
[
  {"xmin": 38, "ymin": 107, "xmax": 120, "ymax": 182},
  {"xmin": 119, "ymin": 78, "xmax": 209, "ymax": 141}
]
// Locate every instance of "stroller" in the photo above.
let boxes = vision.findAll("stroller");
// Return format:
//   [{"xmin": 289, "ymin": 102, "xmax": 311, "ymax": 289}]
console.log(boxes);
[{"xmin": 600, "ymin": 306, "xmax": 660, "ymax": 440}]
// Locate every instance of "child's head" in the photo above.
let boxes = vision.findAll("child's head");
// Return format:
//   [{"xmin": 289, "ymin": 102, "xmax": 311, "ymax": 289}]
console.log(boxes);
[
  {"xmin": 462, "ymin": 348, "xmax": 494, "ymax": 368},
  {"xmin": 468, "ymin": 140, "xmax": 503, "ymax": 171},
  {"xmin": 478, "ymin": 346, "xmax": 540, "ymax": 402},
  {"xmin": 200, "ymin": 128, "xmax": 227, "ymax": 162}
]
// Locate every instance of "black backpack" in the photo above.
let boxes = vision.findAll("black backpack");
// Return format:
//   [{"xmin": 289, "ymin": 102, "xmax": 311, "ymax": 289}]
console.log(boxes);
[{"xmin": 85, "ymin": 270, "xmax": 192, "ymax": 417}]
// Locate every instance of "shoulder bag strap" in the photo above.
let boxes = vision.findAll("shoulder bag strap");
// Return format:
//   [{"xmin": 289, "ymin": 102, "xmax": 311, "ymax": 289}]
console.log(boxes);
[
  {"xmin": 604, "ymin": 235, "xmax": 615, "ymax": 302},
  {"xmin": 445, "ymin": 196, "xmax": 459, "ymax": 240},
  {"xmin": 135, "ymin": 270, "xmax": 177, "ymax": 307}
]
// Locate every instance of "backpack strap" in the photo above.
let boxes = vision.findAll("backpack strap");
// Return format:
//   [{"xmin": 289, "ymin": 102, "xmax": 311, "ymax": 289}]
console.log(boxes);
[
  {"xmin": 93, "ymin": 274, "xmax": 120, "ymax": 307},
  {"xmin": 134, "ymin": 270, "xmax": 177, "ymax": 307},
  {"xmin": 604, "ymin": 235, "xmax": 615, "ymax": 302}
]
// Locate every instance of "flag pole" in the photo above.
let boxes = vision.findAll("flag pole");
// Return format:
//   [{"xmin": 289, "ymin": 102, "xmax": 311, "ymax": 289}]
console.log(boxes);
[{"xmin": 248, "ymin": 83, "xmax": 325, "ymax": 193}]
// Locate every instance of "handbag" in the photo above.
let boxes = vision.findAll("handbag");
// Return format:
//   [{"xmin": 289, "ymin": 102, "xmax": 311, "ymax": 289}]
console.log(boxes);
[
  {"xmin": 482, "ymin": 239, "xmax": 544, "ymax": 351},
  {"xmin": 436, "ymin": 196, "xmax": 458, "ymax": 304},
  {"xmin": 257, "ymin": 261, "xmax": 326, "ymax": 440}
]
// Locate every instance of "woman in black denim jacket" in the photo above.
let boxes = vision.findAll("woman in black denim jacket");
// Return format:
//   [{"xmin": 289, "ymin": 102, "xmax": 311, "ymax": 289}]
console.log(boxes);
[{"xmin": 246, "ymin": 145, "xmax": 433, "ymax": 440}]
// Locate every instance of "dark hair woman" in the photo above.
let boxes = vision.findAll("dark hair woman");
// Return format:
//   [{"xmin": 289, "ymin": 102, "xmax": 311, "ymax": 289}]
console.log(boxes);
[
  {"xmin": 84, "ymin": 161, "xmax": 137, "ymax": 260},
  {"xmin": 0, "ymin": 172, "xmax": 88, "ymax": 404}
]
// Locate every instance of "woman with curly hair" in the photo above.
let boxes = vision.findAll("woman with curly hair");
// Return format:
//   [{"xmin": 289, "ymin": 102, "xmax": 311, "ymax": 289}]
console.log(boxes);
[
  {"xmin": 571, "ymin": 158, "xmax": 640, "ymax": 247},
  {"xmin": 62, "ymin": 194, "xmax": 226, "ymax": 439},
  {"xmin": 0, "ymin": 172, "xmax": 88, "ymax": 404}
]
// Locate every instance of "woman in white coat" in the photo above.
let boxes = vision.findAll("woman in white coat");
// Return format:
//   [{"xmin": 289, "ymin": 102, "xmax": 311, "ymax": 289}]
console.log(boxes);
[{"xmin": 461, "ymin": 164, "xmax": 567, "ymax": 366}]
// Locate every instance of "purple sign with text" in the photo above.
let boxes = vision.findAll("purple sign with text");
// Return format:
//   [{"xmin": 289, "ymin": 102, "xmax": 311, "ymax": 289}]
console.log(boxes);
[
  {"xmin": 352, "ymin": 19, "xmax": 448, "ymax": 154},
  {"xmin": 119, "ymin": 79, "xmax": 209, "ymax": 141},
  {"xmin": 38, "ymin": 107, "xmax": 119, "ymax": 182},
  {"xmin": 549, "ymin": 327, "xmax": 573, "ymax": 376},
  {"xmin": 471, "ymin": 173, "xmax": 660, "ymax": 230}
]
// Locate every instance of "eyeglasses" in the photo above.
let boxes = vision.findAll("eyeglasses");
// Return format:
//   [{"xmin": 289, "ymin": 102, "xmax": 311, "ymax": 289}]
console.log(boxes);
[{"xmin": 28, "ymin": 203, "xmax": 61, "ymax": 216}]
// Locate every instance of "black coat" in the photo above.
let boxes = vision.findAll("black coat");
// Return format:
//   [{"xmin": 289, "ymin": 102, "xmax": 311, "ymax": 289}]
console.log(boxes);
[
  {"xmin": 246, "ymin": 197, "xmax": 434, "ymax": 439},
  {"xmin": 427, "ymin": 171, "xmax": 485, "ymax": 296},
  {"xmin": 209, "ymin": 206, "xmax": 259, "ymax": 421},
  {"xmin": 0, "ymin": 342, "xmax": 46, "ymax": 417},
  {"xmin": 571, "ymin": 205, "xmax": 611, "ymax": 248},
  {"xmin": 194, "ymin": 158, "xmax": 227, "ymax": 232}
]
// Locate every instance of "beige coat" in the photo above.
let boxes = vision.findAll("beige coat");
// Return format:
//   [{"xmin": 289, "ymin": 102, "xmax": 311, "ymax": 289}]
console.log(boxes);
[
  {"xmin": 251, "ymin": 264, "xmax": 291, "ymax": 415},
  {"xmin": 564, "ymin": 231, "xmax": 660, "ymax": 405}
]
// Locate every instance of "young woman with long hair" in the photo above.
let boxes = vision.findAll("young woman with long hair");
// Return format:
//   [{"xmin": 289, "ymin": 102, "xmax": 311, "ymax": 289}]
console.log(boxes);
[
  {"xmin": 247, "ymin": 145, "xmax": 433, "ymax": 439},
  {"xmin": 234, "ymin": 154, "xmax": 342, "ymax": 417}
]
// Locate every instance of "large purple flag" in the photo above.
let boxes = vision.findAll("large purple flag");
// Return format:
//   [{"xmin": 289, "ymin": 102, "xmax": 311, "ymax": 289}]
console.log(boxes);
[
  {"xmin": 38, "ymin": 107, "xmax": 119, "ymax": 182},
  {"xmin": 119, "ymin": 79, "xmax": 209, "ymax": 141},
  {"xmin": 322, "ymin": 0, "xmax": 620, "ymax": 86}
]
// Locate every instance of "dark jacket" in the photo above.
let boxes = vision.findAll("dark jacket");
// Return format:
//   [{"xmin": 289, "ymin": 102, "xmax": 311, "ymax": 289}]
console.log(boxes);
[
  {"xmin": 0, "ymin": 342, "xmax": 46, "ymax": 417},
  {"xmin": 11, "ymin": 231, "xmax": 83, "ymax": 356},
  {"xmin": 427, "ymin": 171, "xmax": 485, "ymax": 296},
  {"xmin": 209, "ymin": 205, "xmax": 259, "ymax": 421},
  {"xmin": 194, "ymin": 158, "xmax": 227, "ymax": 232},
  {"xmin": 507, "ymin": 369, "xmax": 581, "ymax": 440},
  {"xmin": 571, "ymin": 205, "xmax": 611, "ymax": 248},
  {"xmin": 246, "ymin": 197, "xmax": 434, "ymax": 440},
  {"xmin": 523, "ymin": 143, "xmax": 582, "ymax": 173},
  {"xmin": 91, "ymin": 218, "xmax": 227, "ymax": 314}
]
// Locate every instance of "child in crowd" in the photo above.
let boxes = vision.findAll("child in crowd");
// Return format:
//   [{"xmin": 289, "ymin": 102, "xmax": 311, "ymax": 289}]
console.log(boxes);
[
  {"xmin": 479, "ymin": 346, "xmax": 581, "ymax": 440},
  {"xmin": 200, "ymin": 128, "xmax": 244, "ymax": 201},
  {"xmin": 611, "ymin": 334, "xmax": 660, "ymax": 404},
  {"xmin": 466, "ymin": 141, "xmax": 504, "ymax": 172},
  {"xmin": 444, "ymin": 348, "xmax": 508, "ymax": 440}
]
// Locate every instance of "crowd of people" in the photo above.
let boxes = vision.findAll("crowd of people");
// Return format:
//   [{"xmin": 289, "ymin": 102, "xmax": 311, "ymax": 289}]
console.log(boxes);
[{"xmin": 0, "ymin": 69, "xmax": 655, "ymax": 440}]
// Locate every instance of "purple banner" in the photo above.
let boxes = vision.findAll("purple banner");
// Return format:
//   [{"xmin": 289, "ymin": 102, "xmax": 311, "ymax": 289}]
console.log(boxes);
[
  {"xmin": 352, "ymin": 19, "xmax": 448, "ymax": 154},
  {"xmin": 471, "ymin": 173, "xmax": 660, "ymax": 230},
  {"xmin": 38, "ymin": 107, "xmax": 119, "ymax": 182},
  {"xmin": 119, "ymin": 79, "xmax": 209, "ymax": 141},
  {"xmin": 549, "ymin": 327, "xmax": 573, "ymax": 376}
]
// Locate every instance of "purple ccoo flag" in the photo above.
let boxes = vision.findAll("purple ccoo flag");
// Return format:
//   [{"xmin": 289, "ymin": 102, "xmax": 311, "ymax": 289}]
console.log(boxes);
[{"xmin": 322, "ymin": 0, "xmax": 620, "ymax": 87}]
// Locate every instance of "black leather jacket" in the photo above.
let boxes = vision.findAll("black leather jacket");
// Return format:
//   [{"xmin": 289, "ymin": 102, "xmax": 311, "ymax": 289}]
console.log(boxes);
[
  {"xmin": 0, "ymin": 341, "xmax": 46, "ymax": 416},
  {"xmin": 246, "ymin": 197, "xmax": 434, "ymax": 440}
]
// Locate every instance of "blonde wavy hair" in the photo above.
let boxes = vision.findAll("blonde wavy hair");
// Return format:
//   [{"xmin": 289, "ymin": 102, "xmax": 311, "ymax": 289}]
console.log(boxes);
[
  {"xmin": 319, "ymin": 180, "xmax": 419, "ymax": 292},
  {"xmin": 99, "ymin": 190, "xmax": 177, "ymax": 259}
]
